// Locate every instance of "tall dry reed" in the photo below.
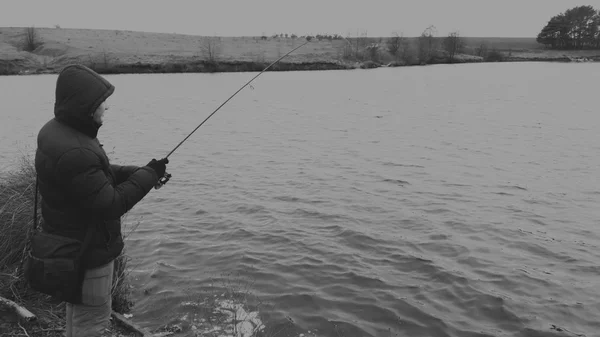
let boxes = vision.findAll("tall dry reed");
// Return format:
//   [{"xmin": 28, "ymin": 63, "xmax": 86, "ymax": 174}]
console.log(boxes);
[{"xmin": 0, "ymin": 156, "xmax": 37, "ymax": 297}]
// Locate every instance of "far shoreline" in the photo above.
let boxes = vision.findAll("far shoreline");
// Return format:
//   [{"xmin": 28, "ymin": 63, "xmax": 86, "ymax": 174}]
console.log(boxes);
[{"xmin": 3, "ymin": 55, "xmax": 597, "ymax": 77}]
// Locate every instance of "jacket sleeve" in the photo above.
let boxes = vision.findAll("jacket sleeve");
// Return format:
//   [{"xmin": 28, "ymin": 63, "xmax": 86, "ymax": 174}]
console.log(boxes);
[
  {"xmin": 111, "ymin": 164, "xmax": 140, "ymax": 185},
  {"xmin": 55, "ymin": 148, "xmax": 158, "ymax": 220}
]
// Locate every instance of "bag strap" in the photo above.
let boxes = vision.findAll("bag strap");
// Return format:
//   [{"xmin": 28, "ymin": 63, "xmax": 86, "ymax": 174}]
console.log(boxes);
[
  {"xmin": 33, "ymin": 175, "xmax": 39, "ymax": 230},
  {"xmin": 77, "ymin": 223, "xmax": 95, "ymax": 260}
]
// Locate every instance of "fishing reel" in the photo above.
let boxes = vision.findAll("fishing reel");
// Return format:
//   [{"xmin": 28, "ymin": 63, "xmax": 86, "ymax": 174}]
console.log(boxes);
[{"xmin": 154, "ymin": 172, "xmax": 172, "ymax": 190}]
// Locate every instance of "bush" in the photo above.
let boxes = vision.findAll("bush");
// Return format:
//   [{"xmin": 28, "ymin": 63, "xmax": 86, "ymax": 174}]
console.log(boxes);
[
  {"xmin": 364, "ymin": 44, "xmax": 380, "ymax": 63},
  {"xmin": 22, "ymin": 27, "xmax": 42, "ymax": 52}
]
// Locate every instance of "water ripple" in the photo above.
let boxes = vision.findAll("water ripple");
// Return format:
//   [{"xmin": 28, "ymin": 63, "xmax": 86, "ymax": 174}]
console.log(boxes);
[{"xmin": 3, "ymin": 64, "xmax": 600, "ymax": 336}]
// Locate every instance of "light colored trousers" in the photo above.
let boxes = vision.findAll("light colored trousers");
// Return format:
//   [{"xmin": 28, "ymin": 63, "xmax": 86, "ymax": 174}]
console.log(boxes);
[{"xmin": 66, "ymin": 260, "xmax": 114, "ymax": 337}]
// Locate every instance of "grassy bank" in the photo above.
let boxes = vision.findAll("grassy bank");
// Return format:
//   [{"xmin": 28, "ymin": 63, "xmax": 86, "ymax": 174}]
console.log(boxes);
[{"xmin": 1, "ymin": 27, "xmax": 599, "ymax": 76}]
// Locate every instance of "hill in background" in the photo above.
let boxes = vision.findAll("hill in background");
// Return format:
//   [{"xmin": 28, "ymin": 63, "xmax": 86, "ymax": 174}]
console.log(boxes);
[{"xmin": 0, "ymin": 27, "xmax": 598, "ymax": 74}]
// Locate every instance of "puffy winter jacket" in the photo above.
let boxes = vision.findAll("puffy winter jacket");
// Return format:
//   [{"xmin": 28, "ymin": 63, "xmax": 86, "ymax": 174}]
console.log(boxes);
[{"xmin": 35, "ymin": 65, "xmax": 158, "ymax": 269}]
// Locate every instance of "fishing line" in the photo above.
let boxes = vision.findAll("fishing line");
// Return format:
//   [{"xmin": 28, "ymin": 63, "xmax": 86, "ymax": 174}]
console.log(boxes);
[
  {"xmin": 165, "ymin": 40, "xmax": 309, "ymax": 159},
  {"xmin": 155, "ymin": 40, "xmax": 310, "ymax": 188}
]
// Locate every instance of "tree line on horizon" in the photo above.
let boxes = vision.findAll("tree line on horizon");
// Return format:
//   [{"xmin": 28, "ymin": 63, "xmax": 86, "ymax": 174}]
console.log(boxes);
[{"xmin": 537, "ymin": 5, "xmax": 600, "ymax": 49}]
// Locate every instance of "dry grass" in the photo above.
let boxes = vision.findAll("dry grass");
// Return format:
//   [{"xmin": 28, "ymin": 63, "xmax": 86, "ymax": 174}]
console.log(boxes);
[
  {"xmin": 111, "ymin": 217, "xmax": 142, "ymax": 314},
  {"xmin": 0, "ymin": 155, "xmax": 37, "ymax": 289},
  {"xmin": 0, "ymin": 27, "xmax": 345, "ymax": 67}
]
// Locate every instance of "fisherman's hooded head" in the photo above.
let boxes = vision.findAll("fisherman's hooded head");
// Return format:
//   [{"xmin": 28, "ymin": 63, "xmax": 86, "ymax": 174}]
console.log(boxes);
[{"xmin": 54, "ymin": 64, "xmax": 114, "ymax": 138}]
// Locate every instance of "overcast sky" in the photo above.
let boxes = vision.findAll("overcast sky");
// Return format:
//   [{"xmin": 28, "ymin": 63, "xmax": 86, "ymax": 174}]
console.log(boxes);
[{"xmin": 1, "ymin": 0, "xmax": 593, "ymax": 37}]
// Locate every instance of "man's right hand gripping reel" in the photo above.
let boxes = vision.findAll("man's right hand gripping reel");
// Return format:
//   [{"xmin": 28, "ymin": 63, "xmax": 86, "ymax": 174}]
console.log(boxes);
[{"xmin": 146, "ymin": 158, "xmax": 171, "ymax": 190}]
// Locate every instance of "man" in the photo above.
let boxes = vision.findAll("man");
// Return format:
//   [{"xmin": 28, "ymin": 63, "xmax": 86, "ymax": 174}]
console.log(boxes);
[{"xmin": 34, "ymin": 64, "xmax": 169, "ymax": 336}]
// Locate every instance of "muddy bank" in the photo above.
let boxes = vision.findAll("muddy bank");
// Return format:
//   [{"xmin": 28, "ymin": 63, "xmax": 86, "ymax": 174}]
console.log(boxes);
[
  {"xmin": 94, "ymin": 59, "xmax": 353, "ymax": 74},
  {"xmin": 505, "ymin": 55, "xmax": 600, "ymax": 62},
  {"xmin": 3, "ymin": 53, "xmax": 597, "ymax": 76},
  {"xmin": 0, "ymin": 59, "xmax": 354, "ymax": 75}
]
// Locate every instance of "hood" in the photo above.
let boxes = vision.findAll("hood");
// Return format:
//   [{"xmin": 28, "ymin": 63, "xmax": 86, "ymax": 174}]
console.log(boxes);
[{"xmin": 54, "ymin": 65, "xmax": 115, "ymax": 138}]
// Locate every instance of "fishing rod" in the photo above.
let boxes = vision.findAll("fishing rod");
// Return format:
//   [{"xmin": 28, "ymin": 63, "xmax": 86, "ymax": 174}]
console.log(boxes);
[{"xmin": 155, "ymin": 40, "xmax": 310, "ymax": 189}]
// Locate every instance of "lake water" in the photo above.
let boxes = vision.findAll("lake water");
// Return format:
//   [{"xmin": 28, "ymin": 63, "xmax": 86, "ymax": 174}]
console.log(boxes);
[{"xmin": 2, "ymin": 62, "xmax": 600, "ymax": 337}]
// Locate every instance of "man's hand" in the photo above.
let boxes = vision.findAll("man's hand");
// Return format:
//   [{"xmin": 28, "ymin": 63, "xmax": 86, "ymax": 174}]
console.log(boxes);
[{"xmin": 146, "ymin": 158, "xmax": 169, "ymax": 178}]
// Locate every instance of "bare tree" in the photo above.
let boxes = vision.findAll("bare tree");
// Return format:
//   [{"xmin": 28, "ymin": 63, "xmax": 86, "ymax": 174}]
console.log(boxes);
[
  {"xmin": 340, "ymin": 35, "xmax": 355, "ymax": 60},
  {"xmin": 23, "ymin": 27, "xmax": 41, "ymax": 52},
  {"xmin": 365, "ymin": 43, "xmax": 380, "ymax": 62},
  {"xmin": 357, "ymin": 30, "xmax": 368, "ymax": 60},
  {"xmin": 339, "ymin": 31, "xmax": 364, "ymax": 61},
  {"xmin": 401, "ymin": 39, "xmax": 416, "ymax": 64},
  {"xmin": 418, "ymin": 25, "xmax": 438, "ymax": 64},
  {"xmin": 201, "ymin": 36, "xmax": 222, "ymax": 62},
  {"xmin": 387, "ymin": 32, "xmax": 403, "ymax": 58},
  {"xmin": 443, "ymin": 31, "xmax": 463, "ymax": 63},
  {"xmin": 475, "ymin": 42, "xmax": 489, "ymax": 58}
]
